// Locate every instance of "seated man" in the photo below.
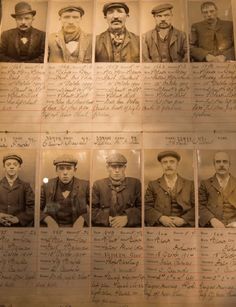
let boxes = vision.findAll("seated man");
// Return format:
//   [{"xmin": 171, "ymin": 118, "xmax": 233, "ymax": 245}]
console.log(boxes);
[
  {"xmin": 40, "ymin": 154, "xmax": 89, "ymax": 228},
  {"xmin": 0, "ymin": 154, "xmax": 35, "ymax": 227},
  {"xmin": 145, "ymin": 151, "xmax": 195, "ymax": 227},
  {"xmin": 92, "ymin": 152, "xmax": 141, "ymax": 227}
]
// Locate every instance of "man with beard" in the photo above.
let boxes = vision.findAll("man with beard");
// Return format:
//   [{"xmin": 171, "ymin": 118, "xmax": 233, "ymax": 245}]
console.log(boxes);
[
  {"xmin": 199, "ymin": 152, "xmax": 236, "ymax": 228},
  {"xmin": 0, "ymin": 154, "xmax": 35, "ymax": 227},
  {"xmin": 0, "ymin": 1, "xmax": 45, "ymax": 62},
  {"xmin": 40, "ymin": 154, "xmax": 89, "ymax": 228},
  {"xmin": 190, "ymin": 1, "xmax": 235, "ymax": 62},
  {"xmin": 92, "ymin": 152, "xmax": 141, "ymax": 227},
  {"xmin": 48, "ymin": 5, "xmax": 92, "ymax": 63},
  {"xmin": 95, "ymin": 2, "xmax": 140, "ymax": 62},
  {"xmin": 142, "ymin": 3, "xmax": 187, "ymax": 62},
  {"xmin": 145, "ymin": 151, "xmax": 195, "ymax": 227}
]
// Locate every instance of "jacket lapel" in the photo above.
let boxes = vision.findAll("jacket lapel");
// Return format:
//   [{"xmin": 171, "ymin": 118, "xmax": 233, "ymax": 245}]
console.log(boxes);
[
  {"xmin": 211, "ymin": 175, "xmax": 222, "ymax": 192},
  {"xmin": 102, "ymin": 31, "xmax": 113, "ymax": 62}
]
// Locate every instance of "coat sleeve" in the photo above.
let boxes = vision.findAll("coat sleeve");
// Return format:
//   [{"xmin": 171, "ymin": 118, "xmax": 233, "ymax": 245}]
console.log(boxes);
[
  {"xmin": 27, "ymin": 31, "xmax": 45, "ymax": 63},
  {"xmin": 142, "ymin": 33, "xmax": 152, "ymax": 62},
  {"xmin": 83, "ymin": 34, "xmax": 92, "ymax": 63},
  {"xmin": 15, "ymin": 182, "xmax": 35, "ymax": 226},
  {"xmin": 92, "ymin": 181, "xmax": 110, "ymax": 226},
  {"xmin": 79, "ymin": 181, "xmax": 90, "ymax": 226},
  {"xmin": 190, "ymin": 24, "xmax": 209, "ymax": 61},
  {"xmin": 124, "ymin": 179, "xmax": 141, "ymax": 227},
  {"xmin": 144, "ymin": 182, "xmax": 163, "ymax": 226},
  {"xmin": 199, "ymin": 181, "xmax": 215, "ymax": 226},
  {"xmin": 0, "ymin": 31, "xmax": 18, "ymax": 62},
  {"xmin": 181, "ymin": 181, "xmax": 195, "ymax": 226}
]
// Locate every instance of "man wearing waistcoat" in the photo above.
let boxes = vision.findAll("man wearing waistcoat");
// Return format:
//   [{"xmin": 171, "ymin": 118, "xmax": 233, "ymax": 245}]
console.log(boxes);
[
  {"xmin": 40, "ymin": 154, "xmax": 89, "ymax": 228},
  {"xmin": 142, "ymin": 3, "xmax": 187, "ymax": 62},
  {"xmin": 199, "ymin": 151, "xmax": 236, "ymax": 228},
  {"xmin": 48, "ymin": 5, "xmax": 92, "ymax": 63},
  {"xmin": 0, "ymin": 154, "xmax": 35, "ymax": 227},
  {"xmin": 145, "ymin": 151, "xmax": 195, "ymax": 227},
  {"xmin": 95, "ymin": 2, "xmax": 140, "ymax": 62},
  {"xmin": 92, "ymin": 152, "xmax": 141, "ymax": 227},
  {"xmin": 190, "ymin": 1, "xmax": 235, "ymax": 62},
  {"xmin": 0, "ymin": 1, "xmax": 45, "ymax": 62}
]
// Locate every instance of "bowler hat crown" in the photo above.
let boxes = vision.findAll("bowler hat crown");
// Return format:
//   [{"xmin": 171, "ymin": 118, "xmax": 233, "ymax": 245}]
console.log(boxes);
[
  {"xmin": 103, "ymin": 2, "xmax": 129, "ymax": 16},
  {"xmin": 157, "ymin": 151, "xmax": 180, "ymax": 162},
  {"xmin": 58, "ymin": 6, "xmax": 85, "ymax": 17},
  {"xmin": 11, "ymin": 2, "xmax": 36, "ymax": 18},
  {"xmin": 53, "ymin": 154, "xmax": 78, "ymax": 166},
  {"xmin": 3, "ymin": 154, "xmax": 23, "ymax": 165},
  {"xmin": 151, "ymin": 3, "xmax": 173, "ymax": 15},
  {"xmin": 106, "ymin": 153, "xmax": 127, "ymax": 165}
]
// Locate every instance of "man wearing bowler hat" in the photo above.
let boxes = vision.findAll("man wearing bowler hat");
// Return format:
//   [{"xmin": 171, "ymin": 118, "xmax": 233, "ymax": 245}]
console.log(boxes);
[
  {"xmin": 92, "ymin": 152, "xmax": 141, "ymax": 227},
  {"xmin": 0, "ymin": 154, "xmax": 35, "ymax": 227},
  {"xmin": 145, "ymin": 151, "xmax": 195, "ymax": 227},
  {"xmin": 142, "ymin": 3, "xmax": 187, "ymax": 62},
  {"xmin": 40, "ymin": 154, "xmax": 89, "ymax": 228},
  {"xmin": 48, "ymin": 5, "xmax": 92, "ymax": 63},
  {"xmin": 0, "ymin": 1, "xmax": 45, "ymax": 62},
  {"xmin": 95, "ymin": 2, "xmax": 140, "ymax": 62}
]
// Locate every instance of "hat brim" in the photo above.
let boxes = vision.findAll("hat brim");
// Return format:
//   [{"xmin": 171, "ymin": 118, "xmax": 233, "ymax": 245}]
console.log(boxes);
[{"xmin": 11, "ymin": 10, "xmax": 36, "ymax": 18}]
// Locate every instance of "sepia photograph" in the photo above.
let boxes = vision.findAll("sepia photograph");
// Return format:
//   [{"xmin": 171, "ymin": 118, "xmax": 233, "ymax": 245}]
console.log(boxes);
[
  {"xmin": 144, "ymin": 149, "xmax": 195, "ymax": 227},
  {"xmin": 40, "ymin": 149, "xmax": 90, "ymax": 228},
  {"xmin": 92, "ymin": 149, "xmax": 141, "ymax": 227}
]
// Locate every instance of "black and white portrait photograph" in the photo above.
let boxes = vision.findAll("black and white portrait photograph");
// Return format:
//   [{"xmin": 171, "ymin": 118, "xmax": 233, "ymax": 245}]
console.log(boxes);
[
  {"xmin": 92, "ymin": 149, "xmax": 141, "ymax": 227},
  {"xmin": 198, "ymin": 150, "xmax": 236, "ymax": 228},
  {"xmin": 0, "ymin": 150, "xmax": 36, "ymax": 227},
  {"xmin": 0, "ymin": 0, "xmax": 47, "ymax": 63},
  {"xmin": 95, "ymin": 1, "xmax": 140, "ymax": 62},
  {"xmin": 47, "ymin": 1, "xmax": 93, "ymax": 63},
  {"xmin": 141, "ymin": 0, "xmax": 188, "ymax": 62},
  {"xmin": 188, "ymin": 0, "xmax": 235, "ymax": 62},
  {"xmin": 40, "ymin": 149, "xmax": 90, "ymax": 228},
  {"xmin": 144, "ymin": 149, "xmax": 195, "ymax": 227}
]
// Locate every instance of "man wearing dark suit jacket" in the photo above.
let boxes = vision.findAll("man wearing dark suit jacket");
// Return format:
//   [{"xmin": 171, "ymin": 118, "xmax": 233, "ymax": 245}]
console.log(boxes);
[
  {"xmin": 0, "ymin": 154, "xmax": 34, "ymax": 227},
  {"xmin": 40, "ymin": 154, "xmax": 89, "ymax": 228},
  {"xmin": 95, "ymin": 2, "xmax": 140, "ymax": 62},
  {"xmin": 145, "ymin": 151, "xmax": 195, "ymax": 227},
  {"xmin": 48, "ymin": 5, "xmax": 92, "ymax": 63},
  {"xmin": 0, "ymin": 1, "xmax": 45, "ymax": 62},
  {"xmin": 190, "ymin": 1, "xmax": 235, "ymax": 62},
  {"xmin": 199, "ymin": 151, "xmax": 236, "ymax": 228},
  {"xmin": 92, "ymin": 152, "xmax": 141, "ymax": 227}
]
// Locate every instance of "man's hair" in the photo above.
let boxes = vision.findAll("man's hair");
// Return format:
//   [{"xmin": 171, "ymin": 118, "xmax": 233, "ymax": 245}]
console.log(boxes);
[{"xmin": 201, "ymin": 1, "xmax": 217, "ymax": 12}]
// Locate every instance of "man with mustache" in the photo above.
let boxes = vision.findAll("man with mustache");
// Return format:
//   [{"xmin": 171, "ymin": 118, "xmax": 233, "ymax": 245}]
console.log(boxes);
[
  {"xmin": 92, "ymin": 152, "xmax": 141, "ymax": 227},
  {"xmin": 199, "ymin": 152, "xmax": 236, "ymax": 228},
  {"xmin": 142, "ymin": 3, "xmax": 187, "ymax": 62},
  {"xmin": 95, "ymin": 2, "xmax": 140, "ymax": 62},
  {"xmin": 40, "ymin": 154, "xmax": 89, "ymax": 228},
  {"xmin": 145, "ymin": 151, "xmax": 195, "ymax": 227},
  {"xmin": 0, "ymin": 154, "xmax": 34, "ymax": 227},
  {"xmin": 48, "ymin": 5, "xmax": 92, "ymax": 63},
  {"xmin": 190, "ymin": 1, "xmax": 235, "ymax": 62},
  {"xmin": 0, "ymin": 1, "xmax": 45, "ymax": 62}
]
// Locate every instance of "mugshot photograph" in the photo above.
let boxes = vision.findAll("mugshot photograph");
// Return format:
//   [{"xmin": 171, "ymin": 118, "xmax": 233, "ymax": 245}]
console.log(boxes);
[
  {"xmin": 141, "ymin": 1, "xmax": 188, "ymax": 62},
  {"xmin": 47, "ymin": 1, "xmax": 93, "ymax": 63},
  {"xmin": 92, "ymin": 150, "xmax": 141, "ymax": 227},
  {"xmin": 0, "ymin": 150, "xmax": 35, "ymax": 227},
  {"xmin": 198, "ymin": 150, "xmax": 236, "ymax": 228},
  {"xmin": 95, "ymin": 1, "xmax": 140, "ymax": 63},
  {"xmin": 40, "ymin": 150, "xmax": 90, "ymax": 228},
  {"xmin": 0, "ymin": 1, "xmax": 47, "ymax": 63},
  {"xmin": 144, "ymin": 149, "xmax": 195, "ymax": 227},
  {"xmin": 188, "ymin": 0, "xmax": 235, "ymax": 62}
]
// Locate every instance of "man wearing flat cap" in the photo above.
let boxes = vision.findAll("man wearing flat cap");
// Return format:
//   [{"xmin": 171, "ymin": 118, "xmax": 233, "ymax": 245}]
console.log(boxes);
[
  {"xmin": 199, "ymin": 151, "xmax": 236, "ymax": 228},
  {"xmin": 92, "ymin": 152, "xmax": 141, "ymax": 227},
  {"xmin": 95, "ymin": 2, "xmax": 140, "ymax": 62},
  {"xmin": 40, "ymin": 154, "xmax": 89, "ymax": 228},
  {"xmin": 190, "ymin": 1, "xmax": 235, "ymax": 62},
  {"xmin": 48, "ymin": 5, "xmax": 92, "ymax": 63},
  {"xmin": 0, "ymin": 1, "xmax": 45, "ymax": 62},
  {"xmin": 0, "ymin": 154, "xmax": 35, "ymax": 227},
  {"xmin": 142, "ymin": 3, "xmax": 187, "ymax": 62},
  {"xmin": 145, "ymin": 151, "xmax": 195, "ymax": 227}
]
